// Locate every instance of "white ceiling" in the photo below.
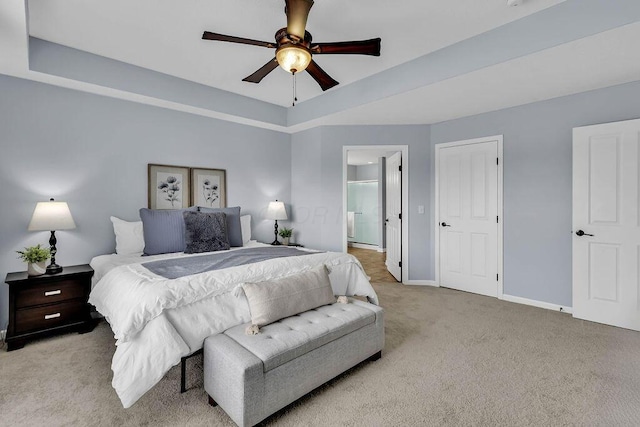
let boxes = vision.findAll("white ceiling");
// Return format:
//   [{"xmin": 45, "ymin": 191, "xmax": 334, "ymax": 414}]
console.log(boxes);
[
  {"xmin": 27, "ymin": 0, "xmax": 565, "ymax": 107},
  {"xmin": 1, "ymin": 0, "xmax": 638, "ymax": 133}
]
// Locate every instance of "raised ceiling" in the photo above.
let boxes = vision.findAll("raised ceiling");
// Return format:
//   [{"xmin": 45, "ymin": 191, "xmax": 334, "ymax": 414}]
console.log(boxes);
[
  {"xmin": 1, "ymin": 0, "xmax": 639, "ymax": 132},
  {"xmin": 27, "ymin": 0, "xmax": 564, "ymax": 106}
]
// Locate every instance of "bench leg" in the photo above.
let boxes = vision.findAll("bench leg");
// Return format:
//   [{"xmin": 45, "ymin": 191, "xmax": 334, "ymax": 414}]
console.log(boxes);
[
  {"xmin": 180, "ymin": 357, "xmax": 187, "ymax": 393},
  {"xmin": 368, "ymin": 351, "xmax": 382, "ymax": 362},
  {"xmin": 208, "ymin": 395, "xmax": 218, "ymax": 407},
  {"xmin": 180, "ymin": 349, "xmax": 203, "ymax": 393}
]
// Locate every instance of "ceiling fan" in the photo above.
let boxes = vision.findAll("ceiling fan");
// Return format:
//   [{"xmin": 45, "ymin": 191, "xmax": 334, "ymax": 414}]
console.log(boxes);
[{"xmin": 202, "ymin": 0, "xmax": 381, "ymax": 92}]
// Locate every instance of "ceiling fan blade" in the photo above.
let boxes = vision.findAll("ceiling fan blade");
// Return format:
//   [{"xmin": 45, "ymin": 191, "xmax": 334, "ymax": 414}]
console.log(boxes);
[
  {"xmin": 242, "ymin": 58, "xmax": 280, "ymax": 83},
  {"xmin": 311, "ymin": 38, "xmax": 381, "ymax": 56},
  {"xmin": 306, "ymin": 60, "xmax": 338, "ymax": 91},
  {"xmin": 202, "ymin": 31, "xmax": 276, "ymax": 49},
  {"xmin": 285, "ymin": 0, "xmax": 314, "ymax": 40}
]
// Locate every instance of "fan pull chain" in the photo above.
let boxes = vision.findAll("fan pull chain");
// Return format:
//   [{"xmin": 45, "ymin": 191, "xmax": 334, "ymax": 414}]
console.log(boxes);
[{"xmin": 292, "ymin": 71, "xmax": 298, "ymax": 107}]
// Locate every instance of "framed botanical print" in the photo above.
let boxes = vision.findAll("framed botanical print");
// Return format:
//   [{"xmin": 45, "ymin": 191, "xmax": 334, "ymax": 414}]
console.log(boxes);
[
  {"xmin": 191, "ymin": 168, "xmax": 227, "ymax": 208},
  {"xmin": 148, "ymin": 164, "xmax": 191, "ymax": 209}
]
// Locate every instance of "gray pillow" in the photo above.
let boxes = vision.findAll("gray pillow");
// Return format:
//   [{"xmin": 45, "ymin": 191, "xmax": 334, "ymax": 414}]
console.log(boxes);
[
  {"xmin": 197, "ymin": 206, "xmax": 242, "ymax": 247},
  {"xmin": 242, "ymin": 265, "xmax": 335, "ymax": 327},
  {"xmin": 139, "ymin": 207, "xmax": 197, "ymax": 255},
  {"xmin": 183, "ymin": 211, "xmax": 230, "ymax": 253}
]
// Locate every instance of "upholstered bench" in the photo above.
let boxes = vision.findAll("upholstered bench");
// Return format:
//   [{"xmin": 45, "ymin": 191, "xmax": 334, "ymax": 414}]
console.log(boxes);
[{"xmin": 204, "ymin": 299, "xmax": 384, "ymax": 427}]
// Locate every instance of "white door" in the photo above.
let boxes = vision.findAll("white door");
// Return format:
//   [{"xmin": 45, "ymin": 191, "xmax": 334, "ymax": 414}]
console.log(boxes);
[
  {"xmin": 573, "ymin": 119, "xmax": 640, "ymax": 331},
  {"xmin": 438, "ymin": 140, "xmax": 499, "ymax": 297},
  {"xmin": 386, "ymin": 152, "xmax": 402, "ymax": 281}
]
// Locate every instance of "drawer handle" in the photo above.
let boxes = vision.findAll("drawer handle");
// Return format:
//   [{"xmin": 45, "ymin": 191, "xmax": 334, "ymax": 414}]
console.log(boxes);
[
  {"xmin": 44, "ymin": 290, "xmax": 62, "ymax": 297},
  {"xmin": 44, "ymin": 313, "xmax": 61, "ymax": 320}
]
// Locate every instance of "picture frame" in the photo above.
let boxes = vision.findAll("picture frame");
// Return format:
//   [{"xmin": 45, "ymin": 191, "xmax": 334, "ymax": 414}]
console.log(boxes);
[
  {"xmin": 148, "ymin": 164, "xmax": 191, "ymax": 209},
  {"xmin": 191, "ymin": 168, "xmax": 227, "ymax": 208}
]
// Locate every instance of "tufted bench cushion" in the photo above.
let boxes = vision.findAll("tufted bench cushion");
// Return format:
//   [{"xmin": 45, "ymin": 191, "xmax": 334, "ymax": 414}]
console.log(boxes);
[
  {"xmin": 223, "ymin": 303, "xmax": 375, "ymax": 372},
  {"xmin": 204, "ymin": 299, "xmax": 384, "ymax": 427}
]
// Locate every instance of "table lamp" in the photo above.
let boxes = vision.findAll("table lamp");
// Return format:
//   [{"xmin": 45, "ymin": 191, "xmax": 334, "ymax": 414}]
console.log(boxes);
[
  {"xmin": 28, "ymin": 198, "xmax": 76, "ymax": 274},
  {"xmin": 265, "ymin": 200, "xmax": 287, "ymax": 245}
]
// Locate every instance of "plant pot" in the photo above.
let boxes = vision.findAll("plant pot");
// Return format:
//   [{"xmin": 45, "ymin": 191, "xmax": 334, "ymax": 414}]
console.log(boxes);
[
  {"xmin": 282, "ymin": 237, "xmax": 290, "ymax": 246},
  {"xmin": 27, "ymin": 261, "xmax": 47, "ymax": 276}
]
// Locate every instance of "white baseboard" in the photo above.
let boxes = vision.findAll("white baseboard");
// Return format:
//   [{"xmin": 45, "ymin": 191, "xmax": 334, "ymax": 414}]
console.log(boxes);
[
  {"xmin": 501, "ymin": 294, "xmax": 572, "ymax": 314},
  {"xmin": 377, "ymin": 248, "xmax": 386, "ymax": 253},
  {"xmin": 0, "ymin": 329, "xmax": 6, "ymax": 342},
  {"xmin": 403, "ymin": 280, "xmax": 438, "ymax": 287},
  {"xmin": 349, "ymin": 243, "xmax": 379, "ymax": 251}
]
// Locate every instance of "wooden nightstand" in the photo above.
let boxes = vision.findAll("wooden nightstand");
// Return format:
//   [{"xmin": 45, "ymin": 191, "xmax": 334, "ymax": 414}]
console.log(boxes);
[{"xmin": 4, "ymin": 264, "xmax": 96, "ymax": 351}]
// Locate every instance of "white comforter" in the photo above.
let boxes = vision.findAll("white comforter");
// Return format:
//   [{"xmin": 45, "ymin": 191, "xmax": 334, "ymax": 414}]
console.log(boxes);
[{"xmin": 89, "ymin": 243, "xmax": 378, "ymax": 408}]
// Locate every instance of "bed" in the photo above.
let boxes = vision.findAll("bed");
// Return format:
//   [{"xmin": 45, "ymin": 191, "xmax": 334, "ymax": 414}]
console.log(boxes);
[{"xmin": 89, "ymin": 239, "xmax": 378, "ymax": 408}]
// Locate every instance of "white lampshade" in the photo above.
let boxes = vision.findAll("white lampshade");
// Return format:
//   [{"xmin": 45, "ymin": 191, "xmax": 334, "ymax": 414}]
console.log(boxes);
[
  {"xmin": 265, "ymin": 201, "xmax": 288, "ymax": 221},
  {"xmin": 28, "ymin": 200, "xmax": 76, "ymax": 231}
]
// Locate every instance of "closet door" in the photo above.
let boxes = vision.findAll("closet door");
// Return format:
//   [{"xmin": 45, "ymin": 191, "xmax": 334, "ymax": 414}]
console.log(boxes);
[{"xmin": 437, "ymin": 139, "xmax": 499, "ymax": 297}]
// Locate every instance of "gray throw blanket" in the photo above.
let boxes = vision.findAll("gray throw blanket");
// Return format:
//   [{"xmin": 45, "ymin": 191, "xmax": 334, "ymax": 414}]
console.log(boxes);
[{"xmin": 142, "ymin": 247, "xmax": 316, "ymax": 279}]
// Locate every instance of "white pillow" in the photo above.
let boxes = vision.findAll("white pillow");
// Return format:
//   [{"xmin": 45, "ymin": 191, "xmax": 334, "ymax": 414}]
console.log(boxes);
[
  {"xmin": 241, "ymin": 215, "xmax": 251, "ymax": 245},
  {"xmin": 110, "ymin": 216, "xmax": 144, "ymax": 255},
  {"xmin": 242, "ymin": 265, "xmax": 335, "ymax": 327}
]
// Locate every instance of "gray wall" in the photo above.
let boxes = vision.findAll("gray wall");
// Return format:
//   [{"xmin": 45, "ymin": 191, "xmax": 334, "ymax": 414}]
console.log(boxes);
[
  {"xmin": 430, "ymin": 80, "xmax": 640, "ymax": 307},
  {"xmin": 347, "ymin": 164, "xmax": 379, "ymax": 182},
  {"xmin": 355, "ymin": 164, "xmax": 378, "ymax": 181},
  {"xmin": 0, "ymin": 75, "xmax": 291, "ymax": 329},
  {"xmin": 290, "ymin": 125, "xmax": 432, "ymax": 281},
  {"xmin": 4, "ymin": 72, "xmax": 640, "ymax": 329},
  {"xmin": 347, "ymin": 165, "xmax": 357, "ymax": 182}
]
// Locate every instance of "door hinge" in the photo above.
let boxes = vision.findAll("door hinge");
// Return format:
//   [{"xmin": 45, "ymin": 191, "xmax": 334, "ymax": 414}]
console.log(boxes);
[
  {"xmin": 399, "ymin": 261, "xmax": 402, "ymax": 267},
  {"xmin": 496, "ymin": 274, "xmax": 499, "ymax": 281},
  {"xmin": 496, "ymin": 157, "xmax": 499, "ymax": 165},
  {"xmin": 399, "ymin": 213, "xmax": 402, "ymax": 220},
  {"xmin": 399, "ymin": 165, "xmax": 402, "ymax": 172},
  {"xmin": 497, "ymin": 216, "xmax": 499, "ymax": 223}
]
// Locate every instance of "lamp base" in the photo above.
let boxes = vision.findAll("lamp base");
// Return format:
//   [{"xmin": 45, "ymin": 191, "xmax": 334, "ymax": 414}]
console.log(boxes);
[
  {"xmin": 46, "ymin": 263, "xmax": 63, "ymax": 275},
  {"xmin": 271, "ymin": 240, "xmax": 282, "ymax": 246}
]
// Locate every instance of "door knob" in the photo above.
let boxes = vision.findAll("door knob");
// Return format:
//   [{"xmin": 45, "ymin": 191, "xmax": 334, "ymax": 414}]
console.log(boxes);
[
  {"xmin": 441, "ymin": 222, "xmax": 451, "ymax": 227},
  {"xmin": 575, "ymin": 230, "xmax": 594, "ymax": 237}
]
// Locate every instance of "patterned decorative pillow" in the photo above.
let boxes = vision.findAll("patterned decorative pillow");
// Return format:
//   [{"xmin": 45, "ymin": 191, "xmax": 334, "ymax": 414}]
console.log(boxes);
[
  {"xmin": 183, "ymin": 211, "xmax": 230, "ymax": 253},
  {"xmin": 197, "ymin": 206, "xmax": 243, "ymax": 247}
]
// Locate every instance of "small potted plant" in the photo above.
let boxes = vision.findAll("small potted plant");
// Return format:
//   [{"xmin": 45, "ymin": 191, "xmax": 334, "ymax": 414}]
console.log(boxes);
[
  {"xmin": 278, "ymin": 227, "xmax": 293, "ymax": 246},
  {"xmin": 16, "ymin": 244, "xmax": 50, "ymax": 276}
]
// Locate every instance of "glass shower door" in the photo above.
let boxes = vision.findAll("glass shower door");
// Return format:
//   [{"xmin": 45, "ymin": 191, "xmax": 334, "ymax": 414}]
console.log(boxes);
[{"xmin": 347, "ymin": 181, "xmax": 379, "ymax": 246}]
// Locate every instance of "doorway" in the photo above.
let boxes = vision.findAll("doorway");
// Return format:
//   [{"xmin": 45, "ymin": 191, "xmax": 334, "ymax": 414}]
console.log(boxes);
[
  {"xmin": 435, "ymin": 136, "xmax": 504, "ymax": 298},
  {"xmin": 343, "ymin": 145, "xmax": 408, "ymax": 283}
]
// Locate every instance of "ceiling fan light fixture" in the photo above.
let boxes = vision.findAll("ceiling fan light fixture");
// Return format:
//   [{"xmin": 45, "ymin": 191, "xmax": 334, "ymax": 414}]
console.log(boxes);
[{"xmin": 276, "ymin": 45, "xmax": 312, "ymax": 73}]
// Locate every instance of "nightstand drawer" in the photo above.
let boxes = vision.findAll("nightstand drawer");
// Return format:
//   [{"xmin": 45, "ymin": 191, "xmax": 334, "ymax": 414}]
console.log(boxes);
[
  {"xmin": 15, "ymin": 279, "xmax": 87, "ymax": 308},
  {"xmin": 14, "ymin": 300, "xmax": 85, "ymax": 334}
]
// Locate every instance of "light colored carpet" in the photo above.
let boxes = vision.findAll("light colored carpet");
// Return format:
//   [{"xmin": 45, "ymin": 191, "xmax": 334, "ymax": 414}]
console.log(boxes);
[{"xmin": 1, "ymin": 283, "xmax": 640, "ymax": 426}]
